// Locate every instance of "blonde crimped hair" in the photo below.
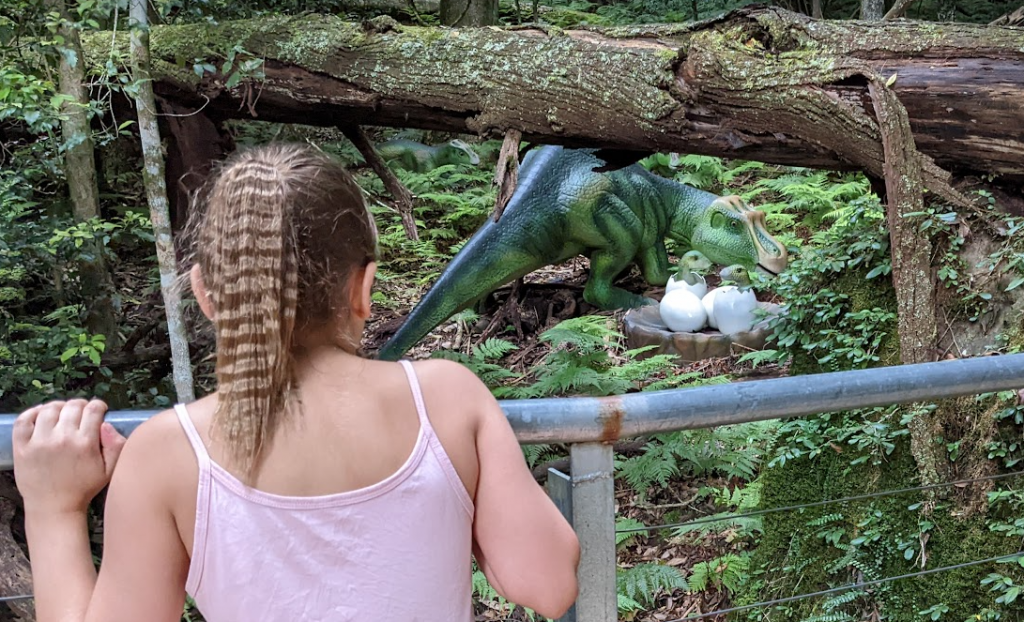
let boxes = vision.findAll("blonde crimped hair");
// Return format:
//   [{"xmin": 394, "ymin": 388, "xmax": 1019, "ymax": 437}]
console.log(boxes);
[{"xmin": 190, "ymin": 143, "xmax": 377, "ymax": 480}]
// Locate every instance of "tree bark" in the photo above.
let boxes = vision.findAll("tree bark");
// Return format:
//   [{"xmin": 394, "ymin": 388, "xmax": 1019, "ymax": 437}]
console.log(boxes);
[
  {"xmin": 341, "ymin": 125, "xmax": 419, "ymax": 240},
  {"xmin": 80, "ymin": 8, "xmax": 1024, "ymax": 184},
  {"xmin": 129, "ymin": 0, "xmax": 195, "ymax": 403},
  {"xmin": 883, "ymin": 0, "xmax": 917, "ymax": 19},
  {"xmin": 46, "ymin": 0, "xmax": 119, "ymax": 345},
  {"xmin": 861, "ymin": 0, "xmax": 885, "ymax": 19},
  {"xmin": 990, "ymin": 5, "xmax": 1024, "ymax": 25},
  {"xmin": 440, "ymin": 0, "xmax": 497, "ymax": 25},
  {"xmin": 491, "ymin": 129, "xmax": 522, "ymax": 222}
]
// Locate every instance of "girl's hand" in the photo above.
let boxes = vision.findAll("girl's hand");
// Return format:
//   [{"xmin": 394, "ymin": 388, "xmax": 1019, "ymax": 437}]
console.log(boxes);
[{"xmin": 13, "ymin": 399, "xmax": 127, "ymax": 515}]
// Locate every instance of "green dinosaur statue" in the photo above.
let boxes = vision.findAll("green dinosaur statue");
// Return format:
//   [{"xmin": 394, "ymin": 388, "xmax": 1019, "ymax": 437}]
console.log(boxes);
[
  {"xmin": 375, "ymin": 139, "xmax": 481, "ymax": 172},
  {"xmin": 376, "ymin": 146, "xmax": 787, "ymax": 360}
]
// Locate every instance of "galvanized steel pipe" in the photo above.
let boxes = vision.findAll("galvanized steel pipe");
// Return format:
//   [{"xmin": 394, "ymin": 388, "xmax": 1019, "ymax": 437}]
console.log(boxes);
[{"xmin": 2, "ymin": 353, "xmax": 1023, "ymax": 470}]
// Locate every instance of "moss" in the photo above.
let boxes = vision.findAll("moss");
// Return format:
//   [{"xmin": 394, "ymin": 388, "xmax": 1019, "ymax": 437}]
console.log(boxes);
[{"xmin": 743, "ymin": 441, "xmax": 1024, "ymax": 621}]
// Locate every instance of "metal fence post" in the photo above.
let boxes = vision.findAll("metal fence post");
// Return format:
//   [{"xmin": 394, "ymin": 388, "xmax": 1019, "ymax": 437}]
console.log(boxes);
[
  {"xmin": 570, "ymin": 442, "xmax": 616, "ymax": 622},
  {"xmin": 546, "ymin": 467, "xmax": 577, "ymax": 622}
]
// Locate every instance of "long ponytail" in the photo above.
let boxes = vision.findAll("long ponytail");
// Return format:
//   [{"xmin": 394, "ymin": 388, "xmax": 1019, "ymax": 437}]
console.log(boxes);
[{"xmin": 197, "ymin": 151, "xmax": 299, "ymax": 479}]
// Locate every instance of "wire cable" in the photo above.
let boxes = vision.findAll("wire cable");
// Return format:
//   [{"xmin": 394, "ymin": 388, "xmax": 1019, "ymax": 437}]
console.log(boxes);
[
  {"xmin": 0, "ymin": 594, "xmax": 32, "ymax": 603},
  {"xmin": 667, "ymin": 551, "xmax": 1024, "ymax": 621},
  {"xmin": 617, "ymin": 470, "xmax": 1024, "ymax": 534}
]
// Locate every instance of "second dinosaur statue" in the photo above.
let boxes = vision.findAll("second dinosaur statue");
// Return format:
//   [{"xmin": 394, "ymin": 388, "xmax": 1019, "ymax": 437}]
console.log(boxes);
[
  {"xmin": 377, "ymin": 146, "xmax": 788, "ymax": 360},
  {"xmin": 376, "ymin": 139, "xmax": 481, "ymax": 172}
]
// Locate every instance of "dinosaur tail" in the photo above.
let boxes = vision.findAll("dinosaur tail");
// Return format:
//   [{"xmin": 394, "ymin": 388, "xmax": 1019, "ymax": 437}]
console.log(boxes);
[{"xmin": 376, "ymin": 223, "xmax": 548, "ymax": 361}]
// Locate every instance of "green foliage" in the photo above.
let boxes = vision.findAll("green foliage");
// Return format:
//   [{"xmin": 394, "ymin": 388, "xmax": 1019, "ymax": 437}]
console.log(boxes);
[
  {"xmin": 363, "ymin": 163, "xmax": 494, "ymax": 287},
  {"xmin": 768, "ymin": 404, "xmax": 917, "ymax": 469},
  {"xmin": 688, "ymin": 553, "xmax": 749, "ymax": 594},
  {"xmin": 618, "ymin": 421, "xmax": 771, "ymax": 499},
  {"xmin": 616, "ymin": 562, "xmax": 688, "ymax": 614},
  {"xmin": 674, "ymin": 482, "xmax": 763, "ymax": 543},
  {"xmin": 761, "ymin": 195, "xmax": 898, "ymax": 373},
  {"xmin": 507, "ymin": 316, "xmax": 707, "ymax": 398},
  {"xmin": 616, "ymin": 517, "xmax": 648, "ymax": 547},
  {"xmin": 748, "ymin": 171, "xmax": 870, "ymax": 229}
]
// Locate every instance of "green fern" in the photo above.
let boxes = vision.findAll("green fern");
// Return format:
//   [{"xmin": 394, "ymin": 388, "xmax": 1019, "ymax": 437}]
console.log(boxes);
[
  {"xmin": 618, "ymin": 421, "xmax": 774, "ymax": 498},
  {"xmin": 521, "ymin": 443, "xmax": 562, "ymax": 469},
  {"xmin": 617, "ymin": 563, "xmax": 688, "ymax": 609},
  {"xmin": 473, "ymin": 337, "xmax": 517, "ymax": 360},
  {"xmin": 674, "ymin": 482, "xmax": 764, "ymax": 542},
  {"xmin": 472, "ymin": 568, "xmax": 540, "ymax": 620},
  {"xmin": 688, "ymin": 553, "xmax": 749, "ymax": 594},
  {"xmin": 615, "ymin": 517, "xmax": 649, "ymax": 547},
  {"xmin": 617, "ymin": 593, "xmax": 645, "ymax": 616},
  {"xmin": 472, "ymin": 568, "xmax": 502, "ymax": 603}
]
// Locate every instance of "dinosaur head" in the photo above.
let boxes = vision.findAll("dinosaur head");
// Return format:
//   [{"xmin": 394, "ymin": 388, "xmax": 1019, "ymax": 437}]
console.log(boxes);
[
  {"xmin": 688, "ymin": 195, "xmax": 788, "ymax": 277},
  {"xmin": 719, "ymin": 264, "xmax": 752, "ymax": 287},
  {"xmin": 679, "ymin": 250, "xmax": 713, "ymax": 274},
  {"xmin": 441, "ymin": 139, "xmax": 481, "ymax": 166}
]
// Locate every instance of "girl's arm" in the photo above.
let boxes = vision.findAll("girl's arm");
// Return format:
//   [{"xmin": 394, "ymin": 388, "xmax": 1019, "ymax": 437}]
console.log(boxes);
[
  {"xmin": 464, "ymin": 377, "xmax": 581, "ymax": 620},
  {"xmin": 13, "ymin": 400, "xmax": 189, "ymax": 622}
]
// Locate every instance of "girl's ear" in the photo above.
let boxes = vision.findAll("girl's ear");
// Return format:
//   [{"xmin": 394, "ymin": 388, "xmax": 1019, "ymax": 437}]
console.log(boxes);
[
  {"xmin": 190, "ymin": 264, "xmax": 216, "ymax": 321},
  {"xmin": 350, "ymin": 262, "xmax": 377, "ymax": 321}
]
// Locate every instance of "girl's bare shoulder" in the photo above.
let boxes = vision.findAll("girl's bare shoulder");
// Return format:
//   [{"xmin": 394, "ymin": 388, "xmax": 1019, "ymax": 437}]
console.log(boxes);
[{"xmin": 117, "ymin": 394, "xmax": 218, "ymax": 480}]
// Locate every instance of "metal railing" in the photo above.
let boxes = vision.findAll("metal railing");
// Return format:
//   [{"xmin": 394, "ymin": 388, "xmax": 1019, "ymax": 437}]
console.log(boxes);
[{"xmin": 2, "ymin": 353, "xmax": 1024, "ymax": 620}]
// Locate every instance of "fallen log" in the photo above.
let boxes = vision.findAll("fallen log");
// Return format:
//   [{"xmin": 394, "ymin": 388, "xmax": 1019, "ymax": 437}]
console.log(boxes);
[{"xmin": 80, "ymin": 7, "xmax": 1024, "ymax": 184}]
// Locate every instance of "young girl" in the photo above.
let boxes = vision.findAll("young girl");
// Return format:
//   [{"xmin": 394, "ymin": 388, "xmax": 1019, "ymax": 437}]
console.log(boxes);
[{"xmin": 13, "ymin": 143, "xmax": 580, "ymax": 622}]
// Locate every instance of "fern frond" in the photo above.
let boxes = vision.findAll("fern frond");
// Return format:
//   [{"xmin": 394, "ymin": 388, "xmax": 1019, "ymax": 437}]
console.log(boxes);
[
  {"xmin": 615, "ymin": 517, "xmax": 649, "ymax": 547},
  {"xmin": 617, "ymin": 563, "xmax": 688, "ymax": 607}
]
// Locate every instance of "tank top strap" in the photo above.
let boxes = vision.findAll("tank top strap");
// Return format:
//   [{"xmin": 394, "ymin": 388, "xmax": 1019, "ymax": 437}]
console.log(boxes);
[
  {"xmin": 174, "ymin": 403, "xmax": 211, "ymax": 471},
  {"xmin": 398, "ymin": 360, "xmax": 432, "ymax": 432}
]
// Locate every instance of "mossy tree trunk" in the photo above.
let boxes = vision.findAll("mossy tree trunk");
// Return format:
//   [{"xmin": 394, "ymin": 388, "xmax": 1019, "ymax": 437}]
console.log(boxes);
[
  {"xmin": 79, "ymin": 8, "xmax": 1024, "ymax": 186},
  {"xmin": 46, "ymin": 0, "xmax": 119, "ymax": 345}
]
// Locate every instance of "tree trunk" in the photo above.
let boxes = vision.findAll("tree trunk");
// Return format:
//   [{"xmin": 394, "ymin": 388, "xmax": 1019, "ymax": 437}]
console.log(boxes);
[
  {"xmin": 46, "ymin": 0, "xmax": 119, "ymax": 344},
  {"xmin": 440, "ymin": 0, "xmax": 497, "ymax": 25},
  {"xmin": 861, "ymin": 0, "xmax": 885, "ymax": 19},
  {"xmin": 129, "ymin": 0, "xmax": 195, "ymax": 403},
  {"xmin": 78, "ymin": 8, "xmax": 1024, "ymax": 185},
  {"xmin": 812, "ymin": 0, "xmax": 823, "ymax": 18},
  {"xmin": 990, "ymin": 5, "xmax": 1024, "ymax": 26}
]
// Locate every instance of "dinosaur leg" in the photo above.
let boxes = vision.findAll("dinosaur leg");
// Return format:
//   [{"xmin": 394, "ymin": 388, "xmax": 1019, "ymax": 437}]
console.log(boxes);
[
  {"xmin": 638, "ymin": 240, "xmax": 670, "ymax": 286},
  {"xmin": 583, "ymin": 249, "xmax": 655, "ymax": 310}
]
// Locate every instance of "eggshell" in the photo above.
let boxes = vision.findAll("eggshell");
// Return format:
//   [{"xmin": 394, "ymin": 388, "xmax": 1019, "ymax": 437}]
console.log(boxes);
[
  {"xmin": 659, "ymin": 289, "xmax": 708, "ymax": 333},
  {"xmin": 714, "ymin": 287, "xmax": 759, "ymax": 334},
  {"xmin": 665, "ymin": 273, "xmax": 708, "ymax": 299}
]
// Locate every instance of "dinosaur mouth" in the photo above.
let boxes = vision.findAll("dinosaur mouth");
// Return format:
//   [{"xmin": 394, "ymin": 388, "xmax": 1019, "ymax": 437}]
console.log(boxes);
[{"xmin": 756, "ymin": 263, "xmax": 779, "ymax": 276}]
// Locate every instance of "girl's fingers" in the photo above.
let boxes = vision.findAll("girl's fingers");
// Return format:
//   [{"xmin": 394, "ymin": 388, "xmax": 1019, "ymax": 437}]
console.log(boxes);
[
  {"xmin": 32, "ymin": 402, "xmax": 65, "ymax": 439},
  {"xmin": 80, "ymin": 399, "xmax": 109, "ymax": 443},
  {"xmin": 100, "ymin": 423, "xmax": 128, "ymax": 478},
  {"xmin": 57, "ymin": 399, "xmax": 89, "ymax": 432},
  {"xmin": 12, "ymin": 406, "xmax": 41, "ymax": 447}
]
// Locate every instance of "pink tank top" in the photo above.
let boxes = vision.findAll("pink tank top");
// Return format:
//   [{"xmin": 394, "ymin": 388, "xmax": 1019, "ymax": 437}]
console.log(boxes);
[{"xmin": 173, "ymin": 360, "xmax": 475, "ymax": 621}]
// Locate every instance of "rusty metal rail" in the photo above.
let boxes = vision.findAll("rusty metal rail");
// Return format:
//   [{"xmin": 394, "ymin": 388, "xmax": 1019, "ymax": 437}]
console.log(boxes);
[{"xmin": 4, "ymin": 353, "xmax": 1024, "ymax": 467}]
